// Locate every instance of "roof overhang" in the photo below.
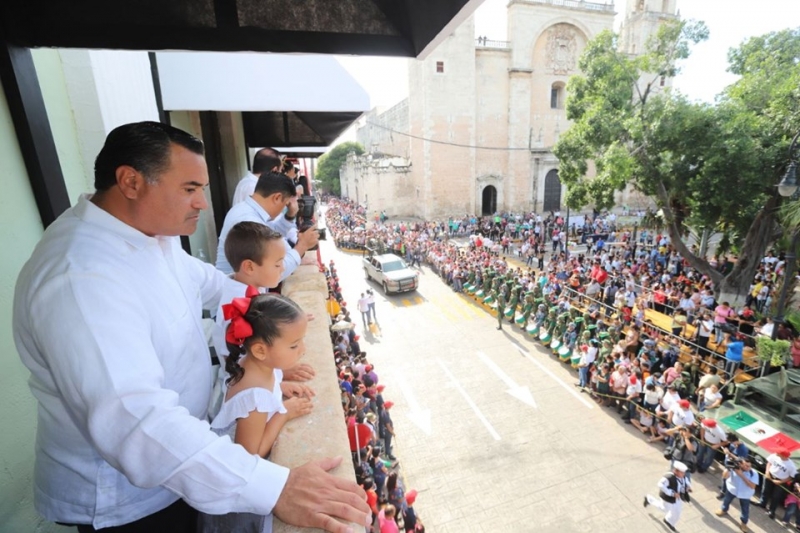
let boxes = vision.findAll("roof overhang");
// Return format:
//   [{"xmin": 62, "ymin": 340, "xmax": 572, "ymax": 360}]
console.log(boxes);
[
  {"xmin": 0, "ymin": 0, "xmax": 486, "ymax": 59},
  {"xmin": 157, "ymin": 52, "xmax": 370, "ymax": 147}
]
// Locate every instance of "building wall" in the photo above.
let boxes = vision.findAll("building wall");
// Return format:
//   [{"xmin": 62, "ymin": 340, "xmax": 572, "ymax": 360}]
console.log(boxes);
[
  {"xmin": 340, "ymin": 153, "xmax": 415, "ymax": 217},
  {"xmin": 408, "ymin": 15, "xmax": 477, "ymax": 220},
  {"xmin": 353, "ymin": 0, "xmax": 666, "ymax": 218},
  {"xmin": 356, "ymin": 100, "xmax": 410, "ymax": 157},
  {"xmin": 0, "ymin": 82, "xmax": 60, "ymax": 533}
]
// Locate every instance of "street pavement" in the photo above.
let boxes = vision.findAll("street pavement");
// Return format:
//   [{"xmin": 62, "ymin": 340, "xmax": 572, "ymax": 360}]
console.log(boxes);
[{"xmin": 319, "ymin": 238, "xmax": 790, "ymax": 533}]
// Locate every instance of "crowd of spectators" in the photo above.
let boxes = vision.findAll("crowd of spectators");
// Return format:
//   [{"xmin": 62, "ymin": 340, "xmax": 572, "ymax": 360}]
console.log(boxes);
[
  {"xmin": 325, "ymin": 196, "xmax": 800, "ymax": 529},
  {"xmin": 323, "ymin": 261, "xmax": 424, "ymax": 533}
]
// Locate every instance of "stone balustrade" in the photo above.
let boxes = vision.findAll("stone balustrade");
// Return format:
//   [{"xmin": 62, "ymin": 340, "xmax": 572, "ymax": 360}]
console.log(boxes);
[{"xmin": 271, "ymin": 264, "xmax": 359, "ymax": 533}]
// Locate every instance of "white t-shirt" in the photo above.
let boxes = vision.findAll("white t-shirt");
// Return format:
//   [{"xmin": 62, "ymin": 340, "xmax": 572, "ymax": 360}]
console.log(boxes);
[
  {"xmin": 767, "ymin": 454, "xmax": 798, "ymax": 481},
  {"xmin": 701, "ymin": 424, "xmax": 727, "ymax": 446},
  {"xmin": 358, "ymin": 297, "xmax": 370, "ymax": 313},
  {"xmin": 231, "ymin": 172, "xmax": 258, "ymax": 205},
  {"xmin": 703, "ymin": 388, "xmax": 722, "ymax": 407},
  {"xmin": 668, "ymin": 404, "xmax": 696, "ymax": 427}
]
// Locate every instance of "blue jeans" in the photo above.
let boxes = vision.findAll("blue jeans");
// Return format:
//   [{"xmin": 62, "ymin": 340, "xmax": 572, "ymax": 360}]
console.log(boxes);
[
  {"xmin": 722, "ymin": 487, "xmax": 751, "ymax": 524},
  {"xmin": 368, "ymin": 303, "xmax": 376, "ymax": 322},
  {"xmin": 784, "ymin": 502, "xmax": 800, "ymax": 525},
  {"xmin": 578, "ymin": 366, "xmax": 590, "ymax": 388},
  {"xmin": 695, "ymin": 444, "xmax": 716, "ymax": 472}
]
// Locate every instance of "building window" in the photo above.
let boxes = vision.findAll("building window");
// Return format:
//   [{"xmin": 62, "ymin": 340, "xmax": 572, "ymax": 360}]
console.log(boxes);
[
  {"xmin": 550, "ymin": 82, "xmax": 565, "ymax": 109},
  {"xmin": 436, "ymin": 61, "xmax": 444, "ymax": 73},
  {"xmin": 660, "ymin": 75, "xmax": 666, "ymax": 87}
]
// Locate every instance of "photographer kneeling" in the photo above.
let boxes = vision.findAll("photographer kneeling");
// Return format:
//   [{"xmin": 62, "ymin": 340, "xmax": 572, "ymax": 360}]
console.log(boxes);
[{"xmin": 716, "ymin": 458, "xmax": 759, "ymax": 532}]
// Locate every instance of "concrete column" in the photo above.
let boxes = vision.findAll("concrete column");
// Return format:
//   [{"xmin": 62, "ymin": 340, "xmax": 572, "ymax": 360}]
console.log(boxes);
[{"xmin": 507, "ymin": 68, "xmax": 532, "ymax": 213}]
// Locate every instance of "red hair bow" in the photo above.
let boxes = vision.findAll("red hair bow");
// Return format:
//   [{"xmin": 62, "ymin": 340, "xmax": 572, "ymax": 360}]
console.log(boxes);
[{"xmin": 223, "ymin": 286, "xmax": 260, "ymax": 345}]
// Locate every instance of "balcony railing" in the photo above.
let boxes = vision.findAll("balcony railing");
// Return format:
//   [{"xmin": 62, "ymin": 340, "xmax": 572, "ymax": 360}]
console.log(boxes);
[
  {"xmin": 475, "ymin": 38, "xmax": 510, "ymax": 49},
  {"xmin": 521, "ymin": 0, "xmax": 615, "ymax": 13}
]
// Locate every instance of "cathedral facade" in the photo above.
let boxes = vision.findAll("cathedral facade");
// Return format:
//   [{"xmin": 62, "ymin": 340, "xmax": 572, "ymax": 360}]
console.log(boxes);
[{"xmin": 342, "ymin": 0, "xmax": 677, "ymax": 219}]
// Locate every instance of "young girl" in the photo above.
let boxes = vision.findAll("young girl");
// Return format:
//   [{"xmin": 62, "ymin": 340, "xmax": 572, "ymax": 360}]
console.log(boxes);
[{"xmin": 198, "ymin": 294, "xmax": 314, "ymax": 533}]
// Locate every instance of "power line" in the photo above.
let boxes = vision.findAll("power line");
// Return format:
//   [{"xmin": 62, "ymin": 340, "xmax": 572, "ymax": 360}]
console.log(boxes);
[{"xmin": 365, "ymin": 121, "xmax": 533, "ymax": 151}]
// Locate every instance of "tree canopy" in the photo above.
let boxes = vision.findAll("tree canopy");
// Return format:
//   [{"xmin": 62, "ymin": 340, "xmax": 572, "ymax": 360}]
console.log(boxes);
[
  {"xmin": 316, "ymin": 141, "xmax": 364, "ymax": 195},
  {"xmin": 554, "ymin": 22, "xmax": 800, "ymax": 303}
]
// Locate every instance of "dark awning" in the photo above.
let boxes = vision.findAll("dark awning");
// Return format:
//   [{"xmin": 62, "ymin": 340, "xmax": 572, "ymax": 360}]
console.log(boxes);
[
  {"xmin": 242, "ymin": 111, "xmax": 363, "ymax": 148},
  {"xmin": 0, "ymin": 0, "xmax": 486, "ymax": 59}
]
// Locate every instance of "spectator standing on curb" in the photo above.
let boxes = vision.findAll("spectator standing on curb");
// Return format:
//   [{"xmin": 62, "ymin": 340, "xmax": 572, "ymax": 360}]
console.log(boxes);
[
  {"xmin": 696, "ymin": 418, "xmax": 727, "ymax": 473},
  {"xmin": 759, "ymin": 449, "xmax": 798, "ymax": 519}
]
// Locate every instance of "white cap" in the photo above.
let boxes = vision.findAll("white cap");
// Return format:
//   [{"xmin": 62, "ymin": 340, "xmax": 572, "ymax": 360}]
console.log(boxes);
[{"xmin": 673, "ymin": 461, "xmax": 688, "ymax": 473}]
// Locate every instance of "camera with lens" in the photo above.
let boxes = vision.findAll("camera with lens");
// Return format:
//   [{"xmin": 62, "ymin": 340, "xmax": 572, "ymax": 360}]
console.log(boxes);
[{"xmin": 297, "ymin": 195, "xmax": 317, "ymax": 221}]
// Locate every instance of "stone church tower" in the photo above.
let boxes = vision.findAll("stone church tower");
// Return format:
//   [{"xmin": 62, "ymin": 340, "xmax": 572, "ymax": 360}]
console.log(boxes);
[{"xmin": 346, "ymin": 0, "xmax": 678, "ymax": 219}]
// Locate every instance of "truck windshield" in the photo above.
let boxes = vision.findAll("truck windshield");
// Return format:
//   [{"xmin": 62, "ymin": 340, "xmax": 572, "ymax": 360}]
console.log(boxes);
[{"xmin": 382, "ymin": 260, "xmax": 407, "ymax": 272}]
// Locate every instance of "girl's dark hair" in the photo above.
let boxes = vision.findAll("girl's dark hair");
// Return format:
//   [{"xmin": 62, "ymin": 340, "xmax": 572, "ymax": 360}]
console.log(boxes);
[{"xmin": 225, "ymin": 294, "xmax": 304, "ymax": 386}]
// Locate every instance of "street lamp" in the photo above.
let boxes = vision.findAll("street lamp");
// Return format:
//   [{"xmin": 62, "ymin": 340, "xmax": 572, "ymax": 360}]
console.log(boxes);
[
  {"xmin": 769, "ymin": 130, "xmax": 800, "ymax": 350},
  {"xmin": 778, "ymin": 131, "xmax": 800, "ymax": 197}
]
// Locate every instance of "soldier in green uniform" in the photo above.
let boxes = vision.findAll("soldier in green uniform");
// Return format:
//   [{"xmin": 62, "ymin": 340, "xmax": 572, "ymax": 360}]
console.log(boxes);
[{"xmin": 496, "ymin": 287, "xmax": 507, "ymax": 330}]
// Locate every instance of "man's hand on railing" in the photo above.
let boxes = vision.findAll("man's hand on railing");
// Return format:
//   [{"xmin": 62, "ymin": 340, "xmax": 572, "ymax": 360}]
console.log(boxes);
[{"xmin": 274, "ymin": 456, "xmax": 371, "ymax": 533}]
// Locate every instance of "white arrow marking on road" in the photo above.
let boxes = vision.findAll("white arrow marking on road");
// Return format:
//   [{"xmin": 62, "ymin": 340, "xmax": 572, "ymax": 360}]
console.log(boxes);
[
  {"xmin": 395, "ymin": 374, "xmax": 432, "ymax": 435},
  {"xmin": 513, "ymin": 345, "xmax": 595, "ymax": 410},
  {"xmin": 477, "ymin": 351, "xmax": 537, "ymax": 408},
  {"xmin": 436, "ymin": 358, "xmax": 501, "ymax": 440}
]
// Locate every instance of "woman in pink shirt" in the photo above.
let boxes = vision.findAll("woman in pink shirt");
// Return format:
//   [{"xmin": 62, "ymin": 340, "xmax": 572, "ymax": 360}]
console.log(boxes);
[{"xmin": 714, "ymin": 302, "xmax": 734, "ymax": 345}]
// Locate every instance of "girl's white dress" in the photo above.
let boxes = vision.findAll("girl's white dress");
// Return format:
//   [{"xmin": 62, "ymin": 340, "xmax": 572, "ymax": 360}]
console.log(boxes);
[{"xmin": 197, "ymin": 369, "xmax": 286, "ymax": 533}]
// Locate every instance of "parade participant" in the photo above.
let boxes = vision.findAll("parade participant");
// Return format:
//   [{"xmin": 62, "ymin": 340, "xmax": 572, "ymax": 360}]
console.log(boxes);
[
  {"xmin": 716, "ymin": 459, "xmax": 759, "ymax": 532},
  {"xmin": 198, "ymin": 294, "xmax": 315, "ymax": 532},
  {"xmin": 13, "ymin": 122, "xmax": 369, "ymax": 533},
  {"xmin": 644, "ymin": 461, "xmax": 692, "ymax": 531},
  {"xmin": 496, "ymin": 287, "xmax": 507, "ymax": 331}
]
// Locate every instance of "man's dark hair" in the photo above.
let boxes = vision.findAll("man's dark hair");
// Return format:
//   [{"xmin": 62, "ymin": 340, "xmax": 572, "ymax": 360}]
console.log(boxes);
[
  {"xmin": 254, "ymin": 171, "xmax": 297, "ymax": 198},
  {"xmin": 253, "ymin": 148, "xmax": 281, "ymax": 175},
  {"xmin": 224, "ymin": 221, "xmax": 283, "ymax": 273},
  {"xmin": 94, "ymin": 121, "xmax": 204, "ymax": 192}
]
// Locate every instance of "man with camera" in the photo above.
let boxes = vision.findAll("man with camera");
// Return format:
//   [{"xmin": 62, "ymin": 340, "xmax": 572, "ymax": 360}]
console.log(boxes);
[
  {"xmin": 643, "ymin": 461, "xmax": 692, "ymax": 531},
  {"xmin": 716, "ymin": 458, "xmax": 758, "ymax": 532},
  {"xmin": 216, "ymin": 171, "xmax": 319, "ymax": 279}
]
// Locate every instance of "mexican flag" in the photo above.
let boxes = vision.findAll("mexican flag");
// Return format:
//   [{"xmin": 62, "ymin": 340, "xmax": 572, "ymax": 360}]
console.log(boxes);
[{"xmin": 721, "ymin": 411, "xmax": 800, "ymax": 454}]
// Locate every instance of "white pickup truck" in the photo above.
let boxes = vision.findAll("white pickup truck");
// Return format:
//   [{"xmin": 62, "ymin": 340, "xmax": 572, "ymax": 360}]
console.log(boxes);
[{"xmin": 363, "ymin": 252, "xmax": 419, "ymax": 295}]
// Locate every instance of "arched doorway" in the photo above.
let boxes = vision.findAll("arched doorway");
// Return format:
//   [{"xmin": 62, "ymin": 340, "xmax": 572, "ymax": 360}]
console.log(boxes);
[
  {"xmin": 543, "ymin": 170, "xmax": 561, "ymax": 213},
  {"xmin": 481, "ymin": 185, "xmax": 497, "ymax": 215}
]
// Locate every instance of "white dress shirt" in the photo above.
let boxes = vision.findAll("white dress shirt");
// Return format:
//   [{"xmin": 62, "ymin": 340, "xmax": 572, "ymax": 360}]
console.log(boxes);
[
  {"xmin": 214, "ymin": 196, "xmax": 300, "ymax": 279},
  {"xmin": 231, "ymin": 172, "xmax": 258, "ymax": 205},
  {"xmin": 13, "ymin": 196, "xmax": 290, "ymax": 528}
]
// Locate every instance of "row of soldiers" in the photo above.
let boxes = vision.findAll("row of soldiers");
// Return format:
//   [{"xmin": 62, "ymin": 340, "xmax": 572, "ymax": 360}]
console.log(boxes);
[{"xmin": 464, "ymin": 268, "xmax": 616, "ymax": 362}]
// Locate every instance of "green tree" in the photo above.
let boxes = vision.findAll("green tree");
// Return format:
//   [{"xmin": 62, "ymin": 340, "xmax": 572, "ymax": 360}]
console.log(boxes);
[
  {"xmin": 554, "ymin": 22, "xmax": 800, "ymax": 304},
  {"xmin": 316, "ymin": 141, "xmax": 364, "ymax": 195}
]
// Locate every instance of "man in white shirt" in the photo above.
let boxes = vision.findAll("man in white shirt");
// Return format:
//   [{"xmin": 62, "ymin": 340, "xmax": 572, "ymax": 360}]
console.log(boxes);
[
  {"xmin": 215, "ymin": 172, "xmax": 319, "ymax": 279},
  {"xmin": 13, "ymin": 122, "xmax": 368, "ymax": 532},
  {"xmin": 667, "ymin": 399, "xmax": 696, "ymax": 429},
  {"xmin": 759, "ymin": 449, "xmax": 798, "ymax": 518},
  {"xmin": 231, "ymin": 147, "xmax": 281, "ymax": 205},
  {"xmin": 357, "ymin": 293, "xmax": 370, "ymax": 327},
  {"xmin": 696, "ymin": 418, "xmax": 728, "ymax": 473}
]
